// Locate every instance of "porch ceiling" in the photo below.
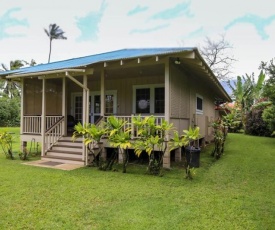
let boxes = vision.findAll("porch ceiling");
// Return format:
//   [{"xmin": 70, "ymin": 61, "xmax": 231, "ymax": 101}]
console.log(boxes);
[{"xmin": 92, "ymin": 63, "xmax": 165, "ymax": 79}]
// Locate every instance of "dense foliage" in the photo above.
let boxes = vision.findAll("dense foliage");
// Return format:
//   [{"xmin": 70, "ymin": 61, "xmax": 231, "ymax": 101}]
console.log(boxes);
[
  {"xmin": 260, "ymin": 58, "xmax": 275, "ymax": 135},
  {"xmin": 226, "ymin": 71, "xmax": 272, "ymax": 136},
  {"xmin": 245, "ymin": 108, "xmax": 272, "ymax": 136},
  {"xmin": 0, "ymin": 97, "xmax": 20, "ymax": 127}
]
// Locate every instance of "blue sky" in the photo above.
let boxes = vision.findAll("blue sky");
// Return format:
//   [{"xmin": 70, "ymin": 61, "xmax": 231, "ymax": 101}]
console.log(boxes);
[{"xmin": 0, "ymin": 0, "xmax": 274, "ymax": 78}]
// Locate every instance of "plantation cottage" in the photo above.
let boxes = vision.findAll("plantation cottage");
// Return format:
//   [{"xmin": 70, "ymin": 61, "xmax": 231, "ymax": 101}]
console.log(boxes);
[{"xmin": 0, "ymin": 48, "xmax": 231, "ymax": 167}]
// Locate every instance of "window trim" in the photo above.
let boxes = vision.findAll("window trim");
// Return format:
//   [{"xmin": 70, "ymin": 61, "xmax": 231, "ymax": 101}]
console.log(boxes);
[
  {"xmin": 196, "ymin": 94, "xmax": 203, "ymax": 115},
  {"xmin": 133, "ymin": 84, "xmax": 164, "ymax": 114}
]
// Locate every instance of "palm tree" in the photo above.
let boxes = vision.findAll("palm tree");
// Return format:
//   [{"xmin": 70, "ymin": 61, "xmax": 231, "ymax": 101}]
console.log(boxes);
[
  {"xmin": 0, "ymin": 60, "xmax": 25, "ymax": 98},
  {"xmin": 44, "ymin": 24, "xmax": 67, "ymax": 63}
]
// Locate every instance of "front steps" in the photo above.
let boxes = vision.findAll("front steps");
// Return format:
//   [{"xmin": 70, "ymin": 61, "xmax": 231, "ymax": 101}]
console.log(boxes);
[{"xmin": 42, "ymin": 136, "xmax": 84, "ymax": 165}]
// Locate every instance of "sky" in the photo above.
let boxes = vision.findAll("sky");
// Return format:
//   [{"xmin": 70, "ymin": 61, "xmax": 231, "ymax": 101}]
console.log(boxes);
[{"xmin": 0, "ymin": 0, "xmax": 275, "ymax": 78}]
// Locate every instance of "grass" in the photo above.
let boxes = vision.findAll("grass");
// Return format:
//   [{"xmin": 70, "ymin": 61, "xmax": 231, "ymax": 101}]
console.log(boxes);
[{"xmin": 0, "ymin": 129, "xmax": 274, "ymax": 229}]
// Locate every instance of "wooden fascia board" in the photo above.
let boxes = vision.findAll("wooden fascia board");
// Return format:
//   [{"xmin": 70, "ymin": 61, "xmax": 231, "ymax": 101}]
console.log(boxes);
[
  {"xmin": 103, "ymin": 57, "xmax": 165, "ymax": 70},
  {"xmin": 6, "ymin": 68, "xmax": 87, "ymax": 79},
  {"xmin": 170, "ymin": 51, "xmax": 195, "ymax": 60}
]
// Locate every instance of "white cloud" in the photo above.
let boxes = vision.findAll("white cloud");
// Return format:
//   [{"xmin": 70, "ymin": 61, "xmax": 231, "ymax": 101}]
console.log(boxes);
[{"xmin": 0, "ymin": 0, "xmax": 274, "ymax": 78}]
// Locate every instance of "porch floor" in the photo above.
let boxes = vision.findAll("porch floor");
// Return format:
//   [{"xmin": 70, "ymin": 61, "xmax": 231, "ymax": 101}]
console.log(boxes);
[{"xmin": 22, "ymin": 160, "xmax": 84, "ymax": 171}]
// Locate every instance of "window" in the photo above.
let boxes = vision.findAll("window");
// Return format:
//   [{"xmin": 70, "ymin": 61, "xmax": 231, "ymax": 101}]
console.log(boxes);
[
  {"xmin": 154, "ymin": 87, "xmax": 165, "ymax": 113},
  {"xmin": 196, "ymin": 94, "xmax": 203, "ymax": 114},
  {"xmin": 136, "ymin": 88, "xmax": 150, "ymax": 113},
  {"xmin": 133, "ymin": 85, "xmax": 164, "ymax": 114}
]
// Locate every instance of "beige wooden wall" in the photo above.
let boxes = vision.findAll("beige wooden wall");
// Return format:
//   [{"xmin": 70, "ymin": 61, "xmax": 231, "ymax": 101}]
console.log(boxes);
[
  {"xmin": 169, "ymin": 64, "xmax": 218, "ymax": 142},
  {"xmin": 188, "ymin": 73, "xmax": 218, "ymax": 142},
  {"xmin": 67, "ymin": 74, "xmax": 164, "ymax": 115},
  {"xmin": 169, "ymin": 64, "xmax": 191, "ymax": 134}
]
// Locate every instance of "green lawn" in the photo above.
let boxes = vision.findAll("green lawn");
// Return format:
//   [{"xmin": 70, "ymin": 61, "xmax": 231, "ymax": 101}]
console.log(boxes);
[{"xmin": 0, "ymin": 131, "xmax": 274, "ymax": 229}]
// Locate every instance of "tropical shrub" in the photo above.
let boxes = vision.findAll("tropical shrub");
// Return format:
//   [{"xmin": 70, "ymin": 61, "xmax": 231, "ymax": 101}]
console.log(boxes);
[
  {"xmin": 211, "ymin": 119, "xmax": 227, "ymax": 159},
  {"xmin": 169, "ymin": 126, "xmax": 200, "ymax": 179},
  {"xmin": 0, "ymin": 131, "xmax": 14, "ymax": 159},
  {"xmin": 133, "ymin": 115, "xmax": 173, "ymax": 176},
  {"xmin": 72, "ymin": 122, "xmax": 107, "ymax": 168},
  {"xmin": 246, "ymin": 108, "xmax": 272, "ymax": 136},
  {"xmin": 106, "ymin": 116, "xmax": 132, "ymax": 173},
  {"xmin": 262, "ymin": 106, "xmax": 275, "ymax": 136}
]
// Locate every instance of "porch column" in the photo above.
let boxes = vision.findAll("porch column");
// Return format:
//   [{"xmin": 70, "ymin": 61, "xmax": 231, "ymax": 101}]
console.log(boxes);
[
  {"xmin": 20, "ymin": 78, "xmax": 24, "ymax": 135},
  {"xmin": 41, "ymin": 78, "xmax": 46, "ymax": 156},
  {"xmin": 100, "ymin": 69, "xmax": 105, "ymax": 116},
  {"xmin": 20, "ymin": 78, "xmax": 27, "ymax": 152},
  {"xmin": 62, "ymin": 77, "xmax": 67, "ymax": 135},
  {"xmin": 82, "ymin": 75, "xmax": 88, "ymax": 162},
  {"xmin": 163, "ymin": 60, "xmax": 171, "ymax": 168},
  {"xmin": 82, "ymin": 75, "xmax": 87, "ymax": 125}
]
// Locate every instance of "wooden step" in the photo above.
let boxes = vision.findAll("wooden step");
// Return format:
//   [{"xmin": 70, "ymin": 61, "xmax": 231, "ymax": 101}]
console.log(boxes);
[
  {"xmin": 51, "ymin": 145, "xmax": 82, "ymax": 153},
  {"xmin": 47, "ymin": 150, "xmax": 82, "ymax": 159},
  {"xmin": 56, "ymin": 140, "xmax": 83, "ymax": 147},
  {"xmin": 61, "ymin": 136, "xmax": 83, "ymax": 141}
]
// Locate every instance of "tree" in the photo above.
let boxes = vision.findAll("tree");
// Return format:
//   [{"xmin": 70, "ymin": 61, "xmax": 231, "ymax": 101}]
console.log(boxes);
[
  {"xmin": 44, "ymin": 24, "xmax": 67, "ymax": 63},
  {"xmin": 0, "ymin": 97, "xmax": 20, "ymax": 127},
  {"xmin": 0, "ymin": 60, "xmax": 25, "ymax": 98},
  {"xmin": 200, "ymin": 34, "xmax": 236, "ymax": 81},
  {"xmin": 227, "ymin": 71, "xmax": 265, "ymax": 130},
  {"xmin": 260, "ymin": 58, "xmax": 275, "ymax": 135},
  {"xmin": 260, "ymin": 58, "xmax": 275, "ymax": 102}
]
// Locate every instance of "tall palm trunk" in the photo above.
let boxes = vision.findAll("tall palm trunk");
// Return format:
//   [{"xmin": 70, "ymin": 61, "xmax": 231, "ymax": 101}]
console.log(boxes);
[{"xmin": 48, "ymin": 38, "xmax": 52, "ymax": 63}]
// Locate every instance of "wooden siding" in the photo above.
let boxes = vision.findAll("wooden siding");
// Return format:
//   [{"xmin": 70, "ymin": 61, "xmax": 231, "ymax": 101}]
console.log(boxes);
[
  {"xmin": 170, "ymin": 64, "xmax": 190, "ymax": 119},
  {"xmin": 188, "ymin": 72, "xmax": 218, "ymax": 141},
  {"xmin": 67, "ymin": 74, "xmax": 164, "ymax": 115}
]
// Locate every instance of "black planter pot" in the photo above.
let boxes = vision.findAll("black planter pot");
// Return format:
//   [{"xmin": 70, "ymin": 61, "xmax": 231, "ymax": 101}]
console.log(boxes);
[{"xmin": 185, "ymin": 146, "xmax": 201, "ymax": 168}]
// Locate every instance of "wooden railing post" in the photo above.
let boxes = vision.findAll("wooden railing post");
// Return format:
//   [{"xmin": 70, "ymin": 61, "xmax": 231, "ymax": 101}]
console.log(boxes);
[{"xmin": 131, "ymin": 114, "xmax": 134, "ymax": 139}]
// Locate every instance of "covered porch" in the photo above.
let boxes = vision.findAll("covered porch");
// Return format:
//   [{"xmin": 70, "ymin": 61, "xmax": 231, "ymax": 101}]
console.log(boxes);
[{"xmin": 17, "ymin": 59, "xmax": 172, "ymax": 166}]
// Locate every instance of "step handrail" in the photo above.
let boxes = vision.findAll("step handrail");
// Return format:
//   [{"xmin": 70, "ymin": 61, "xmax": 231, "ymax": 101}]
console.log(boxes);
[
  {"xmin": 45, "ymin": 116, "xmax": 65, "ymax": 153},
  {"xmin": 46, "ymin": 116, "xmax": 64, "ymax": 133}
]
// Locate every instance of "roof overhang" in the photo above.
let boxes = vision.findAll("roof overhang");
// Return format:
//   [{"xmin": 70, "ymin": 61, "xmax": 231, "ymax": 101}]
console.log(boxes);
[
  {"xmin": 0, "ymin": 47, "xmax": 231, "ymax": 101},
  {"xmin": 5, "ymin": 68, "xmax": 92, "ymax": 79}
]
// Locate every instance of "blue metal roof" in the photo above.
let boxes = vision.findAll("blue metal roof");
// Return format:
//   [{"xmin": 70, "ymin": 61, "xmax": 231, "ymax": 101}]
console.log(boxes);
[{"xmin": 0, "ymin": 47, "xmax": 195, "ymax": 76}]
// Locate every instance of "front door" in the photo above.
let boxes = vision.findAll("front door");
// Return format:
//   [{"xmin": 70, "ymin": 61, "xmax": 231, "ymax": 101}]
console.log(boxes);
[
  {"xmin": 90, "ymin": 91, "xmax": 117, "ymax": 123},
  {"xmin": 72, "ymin": 91, "xmax": 117, "ymax": 124}
]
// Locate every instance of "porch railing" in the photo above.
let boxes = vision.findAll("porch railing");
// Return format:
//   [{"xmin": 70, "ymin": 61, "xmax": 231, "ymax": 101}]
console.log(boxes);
[
  {"xmin": 22, "ymin": 115, "xmax": 63, "ymax": 134},
  {"xmin": 104, "ymin": 115, "xmax": 165, "ymax": 139},
  {"xmin": 45, "ymin": 116, "xmax": 65, "ymax": 152}
]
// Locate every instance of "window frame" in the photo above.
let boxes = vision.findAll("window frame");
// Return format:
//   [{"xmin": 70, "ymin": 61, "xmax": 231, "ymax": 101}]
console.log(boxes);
[
  {"xmin": 196, "ymin": 94, "xmax": 203, "ymax": 115},
  {"xmin": 133, "ymin": 84, "xmax": 164, "ymax": 114}
]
